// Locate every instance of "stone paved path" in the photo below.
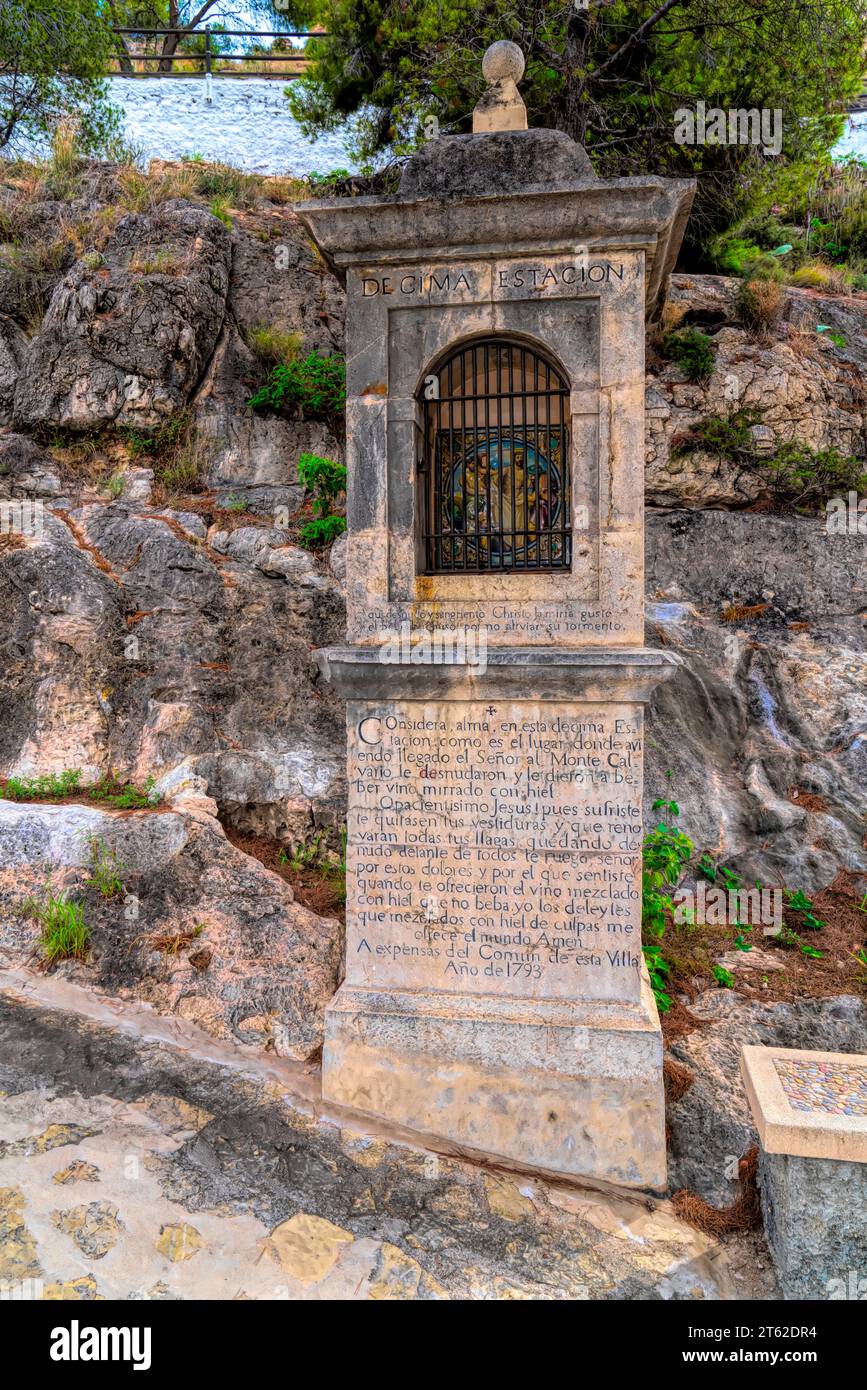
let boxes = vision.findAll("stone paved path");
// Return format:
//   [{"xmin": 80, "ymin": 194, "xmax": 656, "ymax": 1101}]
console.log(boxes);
[{"xmin": 0, "ymin": 971, "xmax": 776, "ymax": 1301}]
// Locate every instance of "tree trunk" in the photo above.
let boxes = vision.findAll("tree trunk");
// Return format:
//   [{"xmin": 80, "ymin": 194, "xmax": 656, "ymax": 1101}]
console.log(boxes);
[{"xmin": 158, "ymin": 32, "xmax": 182, "ymax": 73}]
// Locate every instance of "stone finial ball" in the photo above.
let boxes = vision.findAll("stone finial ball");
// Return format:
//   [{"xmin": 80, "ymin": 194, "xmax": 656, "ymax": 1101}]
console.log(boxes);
[{"xmin": 482, "ymin": 40, "xmax": 525, "ymax": 86}]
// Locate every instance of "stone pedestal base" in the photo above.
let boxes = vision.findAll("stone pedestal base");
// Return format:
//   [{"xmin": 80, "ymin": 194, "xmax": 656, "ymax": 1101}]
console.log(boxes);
[{"xmin": 322, "ymin": 975, "xmax": 666, "ymax": 1189}]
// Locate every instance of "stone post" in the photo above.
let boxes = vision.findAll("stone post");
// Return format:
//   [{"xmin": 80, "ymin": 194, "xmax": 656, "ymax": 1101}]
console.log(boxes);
[{"xmin": 298, "ymin": 47, "xmax": 694, "ymax": 1188}]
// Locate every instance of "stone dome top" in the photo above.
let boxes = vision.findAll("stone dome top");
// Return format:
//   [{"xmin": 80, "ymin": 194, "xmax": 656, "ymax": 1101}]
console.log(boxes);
[
  {"xmin": 398, "ymin": 128, "xmax": 598, "ymax": 199},
  {"xmin": 481, "ymin": 40, "xmax": 525, "ymax": 85}
]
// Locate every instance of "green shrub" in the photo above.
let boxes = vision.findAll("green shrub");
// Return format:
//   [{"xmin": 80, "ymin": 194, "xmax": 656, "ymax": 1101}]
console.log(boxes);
[
  {"xmin": 641, "ymin": 800, "xmax": 693, "ymax": 1014},
  {"xmin": 297, "ymin": 451, "xmax": 347, "ymax": 548},
  {"xmin": 4, "ymin": 769, "xmax": 82, "ymax": 799},
  {"xmin": 3, "ymin": 768, "xmax": 158, "ymax": 809},
  {"xmin": 763, "ymin": 441, "xmax": 867, "ymax": 510},
  {"xmin": 677, "ymin": 409, "xmax": 867, "ymax": 510},
  {"xmin": 88, "ymin": 774, "xmax": 157, "ymax": 810},
  {"xmin": 249, "ymin": 353, "xmax": 346, "ymax": 421},
  {"xmin": 298, "ymin": 452, "xmax": 346, "ymax": 511},
  {"xmin": 662, "ymin": 326, "xmax": 715, "ymax": 383},
  {"xmin": 679, "ymin": 407, "xmax": 763, "ymax": 461},
  {"xmin": 300, "ymin": 514, "xmax": 347, "ymax": 548}
]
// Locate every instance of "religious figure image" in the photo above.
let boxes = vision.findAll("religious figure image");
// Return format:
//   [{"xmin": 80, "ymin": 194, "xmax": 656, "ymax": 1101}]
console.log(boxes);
[{"xmin": 440, "ymin": 432, "xmax": 565, "ymax": 568}]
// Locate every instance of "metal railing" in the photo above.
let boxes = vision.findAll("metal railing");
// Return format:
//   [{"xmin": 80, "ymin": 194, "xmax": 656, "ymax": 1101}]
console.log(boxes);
[{"xmin": 110, "ymin": 27, "xmax": 325, "ymax": 79}]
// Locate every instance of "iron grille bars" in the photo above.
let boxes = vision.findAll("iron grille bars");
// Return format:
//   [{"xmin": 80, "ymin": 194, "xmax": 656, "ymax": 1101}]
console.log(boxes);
[{"xmin": 420, "ymin": 339, "xmax": 571, "ymax": 575}]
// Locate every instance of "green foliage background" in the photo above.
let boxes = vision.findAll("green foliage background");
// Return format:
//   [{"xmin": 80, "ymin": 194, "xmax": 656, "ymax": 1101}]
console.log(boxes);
[
  {"xmin": 289, "ymin": 0, "xmax": 865, "ymax": 246},
  {"xmin": 0, "ymin": 0, "xmax": 121, "ymax": 151}
]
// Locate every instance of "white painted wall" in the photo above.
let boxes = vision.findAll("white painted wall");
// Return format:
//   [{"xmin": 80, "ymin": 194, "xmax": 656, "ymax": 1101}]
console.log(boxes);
[{"xmin": 108, "ymin": 76, "xmax": 357, "ymax": 175}]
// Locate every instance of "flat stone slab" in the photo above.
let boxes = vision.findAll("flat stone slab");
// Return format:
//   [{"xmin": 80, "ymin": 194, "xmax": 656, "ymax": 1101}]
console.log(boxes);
[{"xmin": 740, "ymin": 1044, "xmax": 867, "ymax": 1162}]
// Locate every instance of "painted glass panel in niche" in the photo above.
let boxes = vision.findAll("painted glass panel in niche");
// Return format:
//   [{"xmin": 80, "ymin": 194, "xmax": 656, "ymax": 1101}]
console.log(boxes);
[
  {"xmin": 437, "ymin": 429, "xmax": 566, "ymax": 570},
  {"xmin": 420, "ymin": 339, "xmax": 571, "ymax": 575}
]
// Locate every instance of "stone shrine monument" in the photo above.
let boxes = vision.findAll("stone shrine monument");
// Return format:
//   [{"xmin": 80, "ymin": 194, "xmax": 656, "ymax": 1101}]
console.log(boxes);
[{"xmin": 298, "ymin": 44, "xmax": 694, "ymax": 1189}]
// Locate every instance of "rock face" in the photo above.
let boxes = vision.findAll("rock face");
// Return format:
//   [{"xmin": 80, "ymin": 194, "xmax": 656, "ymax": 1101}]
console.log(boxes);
[
  {"xmin": 14, "ymin": 206, "xmax": 232, "ymax": 432},
  {"xmin": 645, "ymin": 510, "xmax": 867, "ymax": 891},
  {"xmin": 192, "ymin": 211, "xmax": 344, "ymax": 509},
  {"xmin": 666, "ymin": 990, "xmax": 867, "ymax": 1206},
  {"xmin": 0, "ymin": 799, "xmax": 341, "ymax": 1060},
  {"xmin": 647, "ymin": 274, "xmax": 867, "ymax": 508},
  {"xmin": 0, "ymin": 448, "xmax": 346, "ymax": 828}
]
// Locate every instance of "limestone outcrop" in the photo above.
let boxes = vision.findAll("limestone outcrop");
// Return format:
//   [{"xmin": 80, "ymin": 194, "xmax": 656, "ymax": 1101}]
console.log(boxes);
[
  {"xmin": 0, "ymin": 797, "xmax": 341, "ymax": 1060},
  {"xmin": 13, "ymin": 205, "xmax": 231, "ymax": 433},
  {"xmin": 646, "ymin": 272, "xmax": 867, "ymax": 508}
]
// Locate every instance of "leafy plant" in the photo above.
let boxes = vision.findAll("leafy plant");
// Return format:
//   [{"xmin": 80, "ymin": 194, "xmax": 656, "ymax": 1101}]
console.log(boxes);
[
  {"xmin": 300, "ymin": 514, "xmax": 346, "ymax": 549},
  {"xmin": 712, "ymin": 964, "xmax": 735, "ymax": 989},
  {"xmin": 662, "ymin": 327, "xmax": 715, "ymax": 383},
  {"xmin": 21, "ymin": 884, "xmax": 89, "ymax": 963},
  {"xmin": 763, "ymin": 441, "xmax": 867, "ymax": 512},
  {"xmin": 677, "ymin": 407, "xmax": 763, "ymax": 462},
  {"xmin": 249, "ymin": 352, "xmax": 346, "ymax": 423},
  {"xmin": 2, "ymin": 768, "xmax": 158, "ymax": 809},
  {"xmin": 776, "ymin": 925, "xmax": 824, "ymax": 957},
  {"xmin": 642, "ymin": 943, "xmax": 671, "ymax": 1013},
  {"xmin": 297, "ymin": 452, "xmax": 347, "ymax": 549},
  {"xmin": 643, "ymin": 805, "xmax": 692, "ymax": 936},
  {"xmin": 88, "ymin": 773, "xmax": 157, "ymax": 810},
  {"xmin": 676, "ymin": 410, "xmax": 867, "ymax": 512},
  {"xmin": 281, "ymin": 832, "xmax": 326, "ymax": 873},
  {"xmin": 84, "ymin": 835, "xmax": 126, "ymax": 900},
  {"xmin": 4, "ymin": 768, "xmax": 82, "ymax": 799},
  {"xmin": 785, "ymin": 888, "xmax": 826, "ymax": 932},
  {"xmin": 279, "ymin": 827, "xmax": 347, "ymax": 906},
  {"xmin": 642, "ymin": 803, "xmax": 692, "ymax": 1012},
  {"xmin": 0, "ymin": 0, "xmax": 121, "ymax": 155}
]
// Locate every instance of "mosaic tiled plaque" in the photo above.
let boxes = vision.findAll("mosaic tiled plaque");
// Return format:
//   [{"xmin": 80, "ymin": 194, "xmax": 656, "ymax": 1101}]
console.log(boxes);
[{"xmin": 774, "ymin": 1056, "xmax": 867, "ymax": 1118}]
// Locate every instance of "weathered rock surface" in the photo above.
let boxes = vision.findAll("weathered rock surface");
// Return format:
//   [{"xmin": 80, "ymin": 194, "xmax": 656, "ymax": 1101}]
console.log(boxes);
[
  {"xmin": 13, "ymin": 206, "xmax": 232, "ymax": 432},
  {"xmin": 666, "ymin": 990, "xmax": 867, "ymax": 1206},
  {"xmin": 647, "ymin": 274, "xmax": 867, "ymax": 507},
  {"xmin": 0, "ymin": 460, "xmax": 346, "ymax": 827},
  {"xmin": 0, "ymin": 799, "xmax": 341, "ymax": 1060},
  {"xmin": 0, "ymin": 986, "xmax": 776, "ymax": 1299},
  {"xmin": 192, "ymin": 203, "xmax": 344, "ymax": 508},
  {"xmin": 646, "ymin": 510, "xmax": 867, "ymax": 892},
  {"xmin": 759, "ymin": 1148, "xmax": 867, "ymax": 1299}
]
